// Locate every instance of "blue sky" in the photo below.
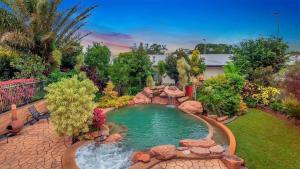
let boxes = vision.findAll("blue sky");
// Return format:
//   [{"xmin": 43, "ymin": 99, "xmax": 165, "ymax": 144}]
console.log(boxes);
[{"xmin": 63, "ymin": 0, "xmax": 300, "ymax": 54}]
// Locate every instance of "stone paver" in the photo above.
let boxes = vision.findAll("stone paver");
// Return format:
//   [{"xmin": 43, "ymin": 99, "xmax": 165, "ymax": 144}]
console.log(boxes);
[
  {"xmin": 0, "ymin": 121, "xmax": 70, "ymax": 169},
  {"xmin": 151, "ymin": 159, "xmax": 228, "ymax": 169}
]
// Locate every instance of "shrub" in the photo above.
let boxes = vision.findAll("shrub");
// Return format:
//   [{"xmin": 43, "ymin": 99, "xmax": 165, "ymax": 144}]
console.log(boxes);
[
  {"xmin": 10, "ymin": 54, "xmax": 46, "ymax": 80},
  {"xmin": 282, "ymin": 96, "xmax": 300, "ymax": 118},
  {"xmin": 270, "ymin": 101, "xmax": 285, "ymax": 112},
  {"xmin": 46, "ymin": 70, "xmax": 77, "ymax": 85},
  {"xmin": 282, "ymin": 62, "xmax": 300, "ymax": 100},
  {"xmin": 45, "ymin": 75, "xmax": 98, "ymax": 138},
  {"xmin": 197, "ymin": 72, "xmax": 245, "ymax": 116},
  {"xmin": 238, "ymin": 100, "xmax": 248, "ymax": 115},
  {"xmin": 253, "ymin": 86, "xmax": 280, "ymax": 106},
  {"xmin": 98, "ymin": 95, "xmax": 133, "ymax": 108},
  {"xmin": 93, "ymin": 108, "xmax": 106, "ymax": 129},
  {"xmin": 244, "ymin": 97, "xmax": 258, "ymax": 108},
  {"xmin": 98, "ymin": 81, "xmax": 133, "ymax": 108},
  {"xmin": 126, "ymin": 86, "xmax": 142, "ymax": 96}
]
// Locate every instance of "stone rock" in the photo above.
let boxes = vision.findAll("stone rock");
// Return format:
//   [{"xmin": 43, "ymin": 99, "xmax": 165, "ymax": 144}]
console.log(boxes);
[
  {"xmin": 100, "ymin": 124, "xmax": 110, "ymax": 136},
  {"xmin": 132, "ymin": 151, "xmax": 151, "ymax": 163},
  {"xmin": 190, "ymin": 147, "xmax": 210, "ymax": 156},
  {"xmin": 177, "ymin": 147, "xmax": 189, "ymax": 151},
  {"xmin": 179, "ymin": 138, "xmax": 215, "ymax": 148},
  {"xmin": 128, "ymin": 100, "xmax": 135, "ymax": 106},
  {"xmin": 164, "ymin": 86, "xmax": 185, "ymax": 98},
  {"xmin": 105, "ymin": 133, "xmax": 123, "ymax": 143},
  {"xmin": 134, "ymin": 92, "xmax": 151, "ymax": 104},
  {"xmin": 150, "ymin": 145, "xmax": 176, "ymax": 160},
  {"xmin": 159, "ymin": 92, "xmax": 168, "ymax": 98},
  {"xmin": 178, "ymin": 101, "xmax": 203, "ymax": 114},
  {"xmin": 177, "ymin": 96, "xmax": 190, "ymax": 103},
  {"xmin": 152, "ymin": 96, "xmax": 169, "ymax": 105},
  {"xmin": 209, "ymin": 145, "xmax": 225, "ymax": 154},
  {"xmin": 208, "ymin": 114, "xmax": 218, "ymax": 120},
  {"xmin": 222, "ymin": 155, "xmax": 245, "ymax": 169},
  {"xmin": 217, "ymin": 116, "xmax": 229, "ymax": 122},
  {"xmin": 143, "ymin": 87, "xmax": 154, "ymax": 98}
]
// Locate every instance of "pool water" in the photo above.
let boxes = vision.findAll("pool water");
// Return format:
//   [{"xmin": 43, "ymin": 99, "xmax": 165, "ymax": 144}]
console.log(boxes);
[
  {"xmin": 76, "ymin": 105, "xmax": 209, "ymax": 169},
  {"xmin": 107, "ymin": 104, "xmax": 209, "ymax": 150}
]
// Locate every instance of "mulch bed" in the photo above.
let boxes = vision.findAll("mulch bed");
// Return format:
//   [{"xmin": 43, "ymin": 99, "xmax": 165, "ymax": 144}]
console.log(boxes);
[{"xmin": 257, "ymin": 105, "xmax": 300, "ymax": 127}]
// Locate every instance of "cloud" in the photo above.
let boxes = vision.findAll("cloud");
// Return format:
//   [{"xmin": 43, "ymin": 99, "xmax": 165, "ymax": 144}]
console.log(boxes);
[{"xmin": 80, "ymin": 30, "xmax": 133, "ymax": 55}]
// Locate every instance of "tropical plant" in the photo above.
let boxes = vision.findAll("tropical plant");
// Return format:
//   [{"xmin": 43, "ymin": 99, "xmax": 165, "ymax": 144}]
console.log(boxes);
[
  {"xmin": 232, "ymin": 37, "xmax": 288, "ymax": 81},
  {"xmin": 190, "ymin": 49, "xmax": 206, "ymax": 77},
  {"xmin": 51, "ymin": 49, "xmax": 62, "ymax": 70},
  {"xmin": 157, "ymin": 60, "xmax": 166, "ymax": 84},
  {"xmin": 0, "ymin": 0, "xmax": 96, "ymax": 64},
  {"xmin": 146, "ymin": 74, "xmax": 155, "ymax": 87},
  {"xmin": 45, "ymin": 75, "xmax": 98, "ymax": 141},
  {"xmin": 10, "ymin": 54, "xmax": 46, "ymax": 80},
  {"xmin": 177, "ymin": 57, "xmax": 190, "ymax": 89},
  {"xmin": 84, "ymin": 43, "xmax": 111, "ymax": 83}
]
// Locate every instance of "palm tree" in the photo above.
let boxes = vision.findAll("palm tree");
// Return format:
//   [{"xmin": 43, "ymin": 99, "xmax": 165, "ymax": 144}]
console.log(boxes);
[{"xmin": 0, "ymin": 0, "xmax": 96, "ymax": 63}]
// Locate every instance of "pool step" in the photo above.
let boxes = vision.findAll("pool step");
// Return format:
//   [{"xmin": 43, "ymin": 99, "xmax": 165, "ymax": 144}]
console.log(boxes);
[{"xmin": 177, "ymin": 96, "xmax": 191, "ymax": 103}]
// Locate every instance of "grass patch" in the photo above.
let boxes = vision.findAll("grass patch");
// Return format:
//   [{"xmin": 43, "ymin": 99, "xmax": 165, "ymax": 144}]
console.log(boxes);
[{"xmin": 228, "ymin": 109, "xmax": 300, "ymax": 169}]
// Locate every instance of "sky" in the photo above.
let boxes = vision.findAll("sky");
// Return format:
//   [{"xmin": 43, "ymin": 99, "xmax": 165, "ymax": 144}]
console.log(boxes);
[{"xmin": 62, "ymin": 0, "xmax": 300, "ymax": 55}]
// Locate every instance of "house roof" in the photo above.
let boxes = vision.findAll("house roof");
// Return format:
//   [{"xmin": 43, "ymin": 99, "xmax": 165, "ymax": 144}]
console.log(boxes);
[{"xmin": 149, "ymin": 54, "xmax": 232, "ymax": 66}]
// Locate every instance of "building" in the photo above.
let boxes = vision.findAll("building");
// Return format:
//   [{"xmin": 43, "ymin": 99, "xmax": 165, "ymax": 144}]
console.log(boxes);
[{"xmin": 150, "ymin": 54, "xmax": 232, "ymax": 84}]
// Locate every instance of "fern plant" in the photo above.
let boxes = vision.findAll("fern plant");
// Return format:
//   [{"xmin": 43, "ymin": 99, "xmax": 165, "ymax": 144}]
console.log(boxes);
[{"xmin": 45, "ymin": 75, "xmax": 98, "ymax": 140}]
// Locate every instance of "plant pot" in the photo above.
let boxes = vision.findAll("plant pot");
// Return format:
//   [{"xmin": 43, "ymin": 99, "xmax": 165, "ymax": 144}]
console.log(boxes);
[{"xmin": 185, "ymin": 85, "xmax": 193, "ymax": 97}]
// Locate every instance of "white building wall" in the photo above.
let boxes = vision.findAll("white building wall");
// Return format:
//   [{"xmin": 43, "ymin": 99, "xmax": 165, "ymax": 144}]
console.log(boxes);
[{"xmin": 204, "ymin": 67, "xmax": 224, "ymax": 78}]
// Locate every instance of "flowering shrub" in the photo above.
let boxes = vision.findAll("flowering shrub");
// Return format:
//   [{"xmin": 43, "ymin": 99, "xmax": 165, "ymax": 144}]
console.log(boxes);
[
  {"xmin": 253, "ymin": 86, "xmax": 280, "ymax": 106},
  {"xmin": 238, "ymin": 100, "xmax": 248, "ymax": 115},
  {"xmin": 80, "ymin": 66, "xmax": 104, "ymax": 89},
  {"xmin": 0, "ymin": 78, "xmax": 37, "ymax": 105},
  {"xmin": 93, "ymin": 108, "xmax": 106, "ymax": 129}
]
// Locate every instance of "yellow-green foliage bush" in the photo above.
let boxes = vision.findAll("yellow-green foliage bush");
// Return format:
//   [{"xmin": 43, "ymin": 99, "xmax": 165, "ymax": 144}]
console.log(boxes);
[
  {"xmin": 253, "ymin": 86, "xmax": 280, "ymax": 106},
  {"xmin": 98, "ymin": 95, "xmax": 133, "ymax": 108},
  {"xmin": 98, "ymin": 81, "xmax": 133, "ymax": 108},
  {"xmin": 45, "ymin": 75, "xmax": 98, "ymax": 137}
]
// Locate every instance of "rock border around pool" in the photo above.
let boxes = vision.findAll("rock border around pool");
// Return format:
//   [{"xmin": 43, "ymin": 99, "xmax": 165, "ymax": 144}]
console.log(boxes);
[{"xmin": 62, "ymin": 86, "xmax": 239, "ymax": 169}]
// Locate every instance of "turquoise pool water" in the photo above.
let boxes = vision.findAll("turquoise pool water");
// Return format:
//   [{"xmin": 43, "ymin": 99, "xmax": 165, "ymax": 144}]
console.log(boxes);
[{"xmin": 107, "ymin": 104, "xmax": 209, "ymax": 150}]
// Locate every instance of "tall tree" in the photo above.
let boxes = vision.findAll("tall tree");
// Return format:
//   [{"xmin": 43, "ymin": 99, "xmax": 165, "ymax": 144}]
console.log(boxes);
[
  {"xmin": 84, "ymin": 43, "xmax": 111, "ymax": 83},
  {"xmin": 195, "ymin": 43, "xmax": 233, "ymax": 54},
  {"xmin": 165, "ymin": 53, "xmax": 179, "ymax": 83},
  {"xmin": 232, "ymin": 37, "xmax": 289, "ymax": 82},
  {"xmin": 0, "ymin": 0, "xmax": 96, "ymax": 64},
  {"xmin": 157, "ymin": 60, "xmax": 166, "ymax": 84}
]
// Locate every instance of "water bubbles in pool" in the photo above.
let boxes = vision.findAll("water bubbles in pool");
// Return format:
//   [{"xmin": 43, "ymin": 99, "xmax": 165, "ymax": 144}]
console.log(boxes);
[{"xmin": 76, "ymin": 143, "xmax": 133, "ymax": 169}]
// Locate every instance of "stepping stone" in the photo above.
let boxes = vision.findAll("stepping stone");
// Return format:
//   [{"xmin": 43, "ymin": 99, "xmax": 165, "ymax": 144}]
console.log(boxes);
[
  {"xmin": 177, "ymin": 147, "xmax": 189, "ymax": 151},
  {"xmin": 179, "ymin": 139, "xmax": 215, "ymax": 148},
  {"xmin": 150, "ymin": 145, "xmax": 176, "ymax": 160},
  {"xmin": 190, "ymin": 147, "xmax": 210, "ymax": 156},
  {"xmin": 177, "ymin": 96, "xmax": 190, "ymax": 103},
  {"xmin": 209, "ymin": 145, "xmax": 225, "ymax": 154}
]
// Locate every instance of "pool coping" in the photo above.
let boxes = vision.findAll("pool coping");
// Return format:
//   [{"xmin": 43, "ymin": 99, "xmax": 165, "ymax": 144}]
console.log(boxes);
[{"xmin": 61, "ymin": 104, "xmax": 236, "ymax": 169}]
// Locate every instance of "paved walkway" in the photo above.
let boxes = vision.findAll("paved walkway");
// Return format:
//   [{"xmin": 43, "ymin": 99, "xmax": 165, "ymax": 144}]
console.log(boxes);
[
  {"xmin": 151, "ymin": 159, "xmax": 228, "ymax": 169},
  {"xmin": 0, "ymin": 121, "xmax": 70, "ymax": 169}
]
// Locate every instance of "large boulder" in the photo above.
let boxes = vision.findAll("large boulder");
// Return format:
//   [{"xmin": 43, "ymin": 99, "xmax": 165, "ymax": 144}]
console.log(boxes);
[
  {"xmin": 134, "ymin": 92, "xmax": 151, "ymax": 104},
  {"xmin": 179, "ymin": 138, "xmax": 215, "ymax": 148},
  {"xmin": 164, "ymin": 86, "xmax": 185, "ymax": 98},
  {"xmin": 104, "ymin": 133, "xmax": 123, "ymax": 143},
  {"xmin": 143, "ymin": 87, "xmax": 154, "ymax": 98},
  {"xmin": 149, "ymin": 145, "xmax": 176, "ymax": 160},
  {"xmin": 152, "ymin": 96, "xmax": 169, "ymax": 105},
  {"xmin": 132, "ymin": 151, "xmax": 151, "ymax": 163},
  {"xmin": 222, "ymin": 155, "xmax": 245, "ymax": 169},
  {"xmin": 178, "ymin": 101, "xmax": 203, "ymax": 114}
]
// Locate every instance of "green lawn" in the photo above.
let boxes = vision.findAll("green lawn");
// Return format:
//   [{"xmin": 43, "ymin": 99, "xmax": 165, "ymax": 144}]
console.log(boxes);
[{"xmin": 228, "ymin": 109, "xmax": 300, "ymax": 169}]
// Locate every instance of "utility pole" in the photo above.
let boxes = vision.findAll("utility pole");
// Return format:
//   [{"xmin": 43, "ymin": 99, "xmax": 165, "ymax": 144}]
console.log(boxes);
[{"xmin": 273, "ymin": 11, "xmax": 280, "ymax": 38}]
